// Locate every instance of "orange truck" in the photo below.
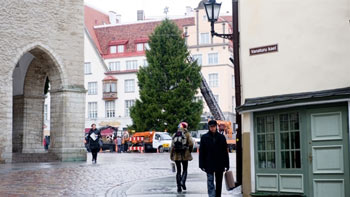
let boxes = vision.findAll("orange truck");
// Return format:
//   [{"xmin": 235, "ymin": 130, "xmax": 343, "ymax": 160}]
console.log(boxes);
[
  {"xmin": 130, "ymin": 131, "xmax": 172, "ymax": 153},
  {"xmin": 217, "ymin": 120, "xmax": 236, "ymax": 152}
]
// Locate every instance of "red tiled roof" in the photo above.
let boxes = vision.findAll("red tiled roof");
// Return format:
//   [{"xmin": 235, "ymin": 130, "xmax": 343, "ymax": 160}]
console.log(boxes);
[
  {"xmin": 84, "ymin": 5, "xmax": 110, "ymax": 53},
  {"xmin": 94, "ymin": 17, "xmax": 195, "ymax": 58},
  {"xmin": 219, "ymin": 15, "xmax": 233, "ymax": 23},
  {"xmin": 109, "ymin": 40, "xmax": 128, "ymax": 45},
  {"xmin": 134, "ymin": 38, "xmax": 149, "ymax": 43},
  {"xmin": 219, "ymin": 15, "xmax": 233, "ymax": 32}
]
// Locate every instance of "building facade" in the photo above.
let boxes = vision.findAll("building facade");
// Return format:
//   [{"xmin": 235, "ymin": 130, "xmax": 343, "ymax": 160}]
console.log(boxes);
[
  {"xmin": 187, "ymin": 1, "xmax": 235, "ymax": 124},
  {"xmin": 238, "ymin": 1, "xmax": 350, "ymax": 196},
  {"xmin": 84, "ymin": 2, "xmax": 235, "ymax": 131},
  {"xmin": 0, "ymin": 0, "xmax": 86, "ymax": 163}
]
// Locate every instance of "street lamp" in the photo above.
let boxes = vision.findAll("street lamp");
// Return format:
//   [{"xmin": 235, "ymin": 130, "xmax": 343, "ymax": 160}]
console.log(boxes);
[
  {"xmin": 204, "ymin": 0, "xmax": 232, "ymax": 40},
  {"xmin": 204, "ymin": 0, "xmax": 221, "ymax": 22},
  {"xmin": 204, "ymin": 0, "xmax": 242, "ymax": 186}
]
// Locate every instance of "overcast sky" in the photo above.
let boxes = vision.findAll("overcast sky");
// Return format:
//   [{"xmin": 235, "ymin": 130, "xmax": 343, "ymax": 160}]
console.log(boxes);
[{"xmin": 84, "ymin": 0, "xmax": 233, "ymax": 23}]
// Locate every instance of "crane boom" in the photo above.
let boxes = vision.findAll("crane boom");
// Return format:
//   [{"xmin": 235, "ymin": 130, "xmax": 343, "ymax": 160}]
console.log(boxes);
[
  {"xmin": 187, "ymin": 55, "xmax": 225, "ymax": 120},
  {"xmin": 199, "ymin": 72, "xmax": 225, "ymax": 120}
]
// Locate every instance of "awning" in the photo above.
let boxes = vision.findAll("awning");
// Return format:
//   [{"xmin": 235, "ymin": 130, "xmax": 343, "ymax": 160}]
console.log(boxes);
[{"xmin": 237, "ymin": 87, "xmax": 350, "ymax": 113}]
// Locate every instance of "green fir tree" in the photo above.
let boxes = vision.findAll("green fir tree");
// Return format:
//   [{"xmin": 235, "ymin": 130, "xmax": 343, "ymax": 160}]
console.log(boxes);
[{"xmin": 130, "ymin": 19, "xmax": 203, "ymax": 134}]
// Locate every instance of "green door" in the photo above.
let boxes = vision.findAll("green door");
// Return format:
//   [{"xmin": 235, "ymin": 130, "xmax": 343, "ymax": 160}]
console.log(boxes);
[{"xmin": 306, "ymin": 106, "xmax": 349, "ymax": 197}]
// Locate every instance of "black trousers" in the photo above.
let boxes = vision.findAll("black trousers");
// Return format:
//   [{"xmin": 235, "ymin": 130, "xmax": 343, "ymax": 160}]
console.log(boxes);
[
  {"xmin": 175, "ymin": 160, "xmax": 188, "ymax": 176},
  {"xmin": 91, "ymin": 147, "xmax": 99, "ymax": 161}
]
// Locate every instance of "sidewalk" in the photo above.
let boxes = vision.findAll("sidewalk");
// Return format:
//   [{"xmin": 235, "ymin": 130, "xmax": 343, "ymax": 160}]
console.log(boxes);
[{"xmin": 106, "ymin": 172, "xmax": 242, "ymax": 197}]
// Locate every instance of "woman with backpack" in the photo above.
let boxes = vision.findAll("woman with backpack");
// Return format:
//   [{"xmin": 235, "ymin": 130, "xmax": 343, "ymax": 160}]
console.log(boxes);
[{"xmin": 170, "ymin": 122, "xmax": 194, "ymax": 193}]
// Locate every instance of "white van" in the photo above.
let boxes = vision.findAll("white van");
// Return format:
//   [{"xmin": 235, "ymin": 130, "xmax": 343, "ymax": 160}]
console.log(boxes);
[{"xmin": 151, "ymin": 132, "xmax": 172, "ymax": 153}]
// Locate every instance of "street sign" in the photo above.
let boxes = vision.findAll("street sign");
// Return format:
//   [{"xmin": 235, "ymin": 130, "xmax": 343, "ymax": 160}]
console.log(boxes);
[{"xmin": 249, "ymin": 44, "xmax": 278, "ymax": 56}]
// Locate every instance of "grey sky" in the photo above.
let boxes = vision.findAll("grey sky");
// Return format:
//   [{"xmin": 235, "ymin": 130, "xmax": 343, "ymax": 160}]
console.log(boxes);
[{"xmin": 84, "ymin": 0, "xmax": 233, "ymax": 23}]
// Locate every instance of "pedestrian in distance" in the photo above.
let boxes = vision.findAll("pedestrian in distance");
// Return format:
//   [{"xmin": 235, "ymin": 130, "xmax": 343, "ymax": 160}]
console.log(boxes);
[
  {"xmin": 117, "ymin": 136, "xmax": 122, "ymax": 153},
  {"xmin": 199, "ymin": 120, "xmax": 229, "ymax": 197},
  {"xmin": 170, "ymin": 122, "xmax": 194, "ymax": 193},
  {"xmin": 85, "ymin": 123, "xmax": 109, "ymax": 163},
  {"xmin": 123, "ymin": 131, "xmax": 130, "ymax": 152}
]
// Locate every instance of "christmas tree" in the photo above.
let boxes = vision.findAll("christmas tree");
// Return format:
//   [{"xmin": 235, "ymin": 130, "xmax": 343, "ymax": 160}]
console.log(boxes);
[{"xmin": 130, "ymin": 19, "xmax": 203, "ymax": 133}]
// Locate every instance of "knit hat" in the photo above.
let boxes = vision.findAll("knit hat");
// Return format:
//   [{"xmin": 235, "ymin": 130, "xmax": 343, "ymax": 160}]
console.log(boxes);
[{"xmin": 208, "ymin": 120, "xmax": 217, "ymax": 126}]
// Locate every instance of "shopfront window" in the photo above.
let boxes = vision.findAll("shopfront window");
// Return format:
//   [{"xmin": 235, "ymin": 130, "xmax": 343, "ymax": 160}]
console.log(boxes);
[
  {"xmin": 256, "ymin": 112, "xmax": 301, "ymax": 169},
  {"xmin": 280, "ymin": 112, "xmax": 301, "ymax": 168},
  {"xmin": 257, "ymin": 115, "xmax": 276, "ymax": 168}
]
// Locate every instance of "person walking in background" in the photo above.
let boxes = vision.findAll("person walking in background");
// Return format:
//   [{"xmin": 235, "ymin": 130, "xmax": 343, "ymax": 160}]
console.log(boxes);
[
  {"xmin": 199, "ymin": 120, "xmax": 229, "ymax": 197},
  {"xmin": 123, "ymin": 131, "xmax": 130, "ymax": 152},
  {"xmin": 170, "ymin": 122, "xmax": 194, "ymax": 193},
  {"xmin": 85, "ymin": 123, "xmax": 108, "ymax": 163},
  {"xmin": 117, "ymin": 136, "xmax": 122, "ymax": 153}
]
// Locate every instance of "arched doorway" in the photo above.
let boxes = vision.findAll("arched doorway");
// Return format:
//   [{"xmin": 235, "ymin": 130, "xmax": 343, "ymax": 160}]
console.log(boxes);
[{"xmin": 12, "ymin": 46, "xmax": 86, "ymax": 162}]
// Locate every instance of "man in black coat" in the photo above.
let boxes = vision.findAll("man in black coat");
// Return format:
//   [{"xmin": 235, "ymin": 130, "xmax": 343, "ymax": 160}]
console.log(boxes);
[{"xmin": 199, "ymin": 120, "xmax": 229, "ymax": 197}]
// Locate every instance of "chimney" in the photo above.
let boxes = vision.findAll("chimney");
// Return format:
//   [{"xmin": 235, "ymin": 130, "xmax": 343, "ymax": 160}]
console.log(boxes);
[
  {"xmin": 137, "ymin": 10, "xmax": 145, "ymax": 21},
  {"xmin": 108, "ymin": 11, "xmax": 120, "ymax": 24}
]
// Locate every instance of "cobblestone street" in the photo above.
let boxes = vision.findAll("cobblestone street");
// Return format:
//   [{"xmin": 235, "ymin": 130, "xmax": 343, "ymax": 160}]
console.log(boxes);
[{"xmin": 0, "ymin": 152, "xmax": 240, "ymax": 197}]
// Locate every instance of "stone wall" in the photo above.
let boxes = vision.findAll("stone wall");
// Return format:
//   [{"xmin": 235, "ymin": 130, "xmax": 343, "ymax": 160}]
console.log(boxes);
[{"xmin": 0, "ymin": 0, "xmax": 86, "ymax": 163}]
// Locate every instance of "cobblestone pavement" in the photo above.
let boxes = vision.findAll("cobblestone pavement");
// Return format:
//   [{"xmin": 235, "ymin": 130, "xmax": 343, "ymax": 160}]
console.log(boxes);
[{"xmin": 0, "ymin": 152, "xmax": 239, "ymax": 197}]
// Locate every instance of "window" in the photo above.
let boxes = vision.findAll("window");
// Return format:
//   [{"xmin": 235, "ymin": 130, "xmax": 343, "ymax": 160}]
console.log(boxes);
[
  {"xmin": 126, "ymin": 60, "xmax": 138, "ymax": 70},
  {"xmin": 257, "ymin": 115, "xmax": 276, "ymax": 168},
  {"xmin": 44, "ymin": 104, "xmax": 48, "ymax": 120},
  {"xmin": 145, "ymin": 43, "xmax": 150, "ymax": 50},
  {"xmin": 280, "ymin": 113, "xmax": 301, "ymax": 168},
  {"xmin": 194, "ymin": 96, "xmax": 203, "ymax": 102},
  {"xmin": 88, "ymin": 102, "xmax": 97, "ymax": 119},
  {"xmin": 255, "ymin": 112, "xmax": 301, "ymax": 169},
  {"xmin": 192, "ymin": 54, "xmax": 202, "ymax": 65},
  {"xmin": 208, "ymin": 73, "xmax": 218, "ymax": 88},
  {"xmin": 137, "ymin": 43, "xmax": 144, "ymax": 51},
  {"xmin": 108, "ymin": 61, "xmax": 120, "ymax": 71},
  {"xmin": 143, "ymin": 59, "xmax": 149, "ymax": 67},
  {"xmin": 200, "ymin": 33, "xmax": 209, "ymax": 44},
  {"xmin": 88, "ymin": 82, "xmax": 97, "ymax": 95},
  {"xmin": 110, "ymin": 46, "xmax": 117, "ymax": 54},
  {"xmin": 105, "ymin": 101, "xmax": 115, "ymax": 118},
  {"xmin": 208, "ymin": 53, "xmax": 218, "ymax": 64},
  {"xmin": 104, "ymin": 82, "xmax": 116, "ymax": 93},
  {"xmin": 137, "ymin": 43, "xmax": 149, "ymax": 51},
  {"xmin": 125, "ymin": 100, "xmax": 135, "ymax": 117},
  {"xmin": 125, "ymin": 79, "xmax": 135, "ymax": 92},
  {"xmin": 117, "ymin": 45, "xmax": 124, "ymax": 53},
  {"xmin": 84, "ymin": 62, "xmax": 91, "ymax": 74}
]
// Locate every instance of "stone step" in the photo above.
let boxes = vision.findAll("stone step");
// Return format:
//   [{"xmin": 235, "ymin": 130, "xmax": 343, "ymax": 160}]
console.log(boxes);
[{"xmin": 12, "ymin": 153, "xmax": 60, "ymax": 163}]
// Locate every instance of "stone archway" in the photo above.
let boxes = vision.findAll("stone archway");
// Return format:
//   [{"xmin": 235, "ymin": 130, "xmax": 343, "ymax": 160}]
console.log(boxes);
[{"xmin": 12, "ymin": 46, "xmax": 86, "ymax": 162}]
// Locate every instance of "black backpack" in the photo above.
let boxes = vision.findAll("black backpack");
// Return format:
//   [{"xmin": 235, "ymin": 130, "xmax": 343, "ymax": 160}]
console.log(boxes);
[{"xmin": 173, "ymin": 131, "xmax": 187, "ymax": 152}]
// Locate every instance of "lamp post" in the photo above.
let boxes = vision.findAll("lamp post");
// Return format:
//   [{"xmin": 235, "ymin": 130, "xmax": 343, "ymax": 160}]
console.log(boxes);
[{"xmin": 204, "ymin": 0, "xmax": 242, "ymax": 186}]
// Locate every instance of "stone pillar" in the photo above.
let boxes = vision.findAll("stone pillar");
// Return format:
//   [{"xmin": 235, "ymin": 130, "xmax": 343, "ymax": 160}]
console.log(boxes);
[
  {"xmin": 0, "ymin": 78, "xmax": 12, "ymax": 163},
  {"xmin": 50, "ymin": 86, "xmax": 86, "ymax": 161},
  {"xmin": 12, "ymin": 95, "xmax": 24, "ymax": 153},
  {"xmin": 22, "ymin": 95, "xmax": 45, "ymax": 153}
]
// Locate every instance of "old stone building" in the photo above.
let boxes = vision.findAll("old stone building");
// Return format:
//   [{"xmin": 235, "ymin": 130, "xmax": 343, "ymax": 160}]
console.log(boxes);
[{"xmin": 0, "ymin": 0, "xmax": 86, "ymax": 163}]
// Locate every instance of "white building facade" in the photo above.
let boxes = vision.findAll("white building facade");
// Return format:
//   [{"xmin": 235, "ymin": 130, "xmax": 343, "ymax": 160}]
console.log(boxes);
[{"xmin": 84, "ymin": 2, "xmax": 235, "ymax": 131}]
